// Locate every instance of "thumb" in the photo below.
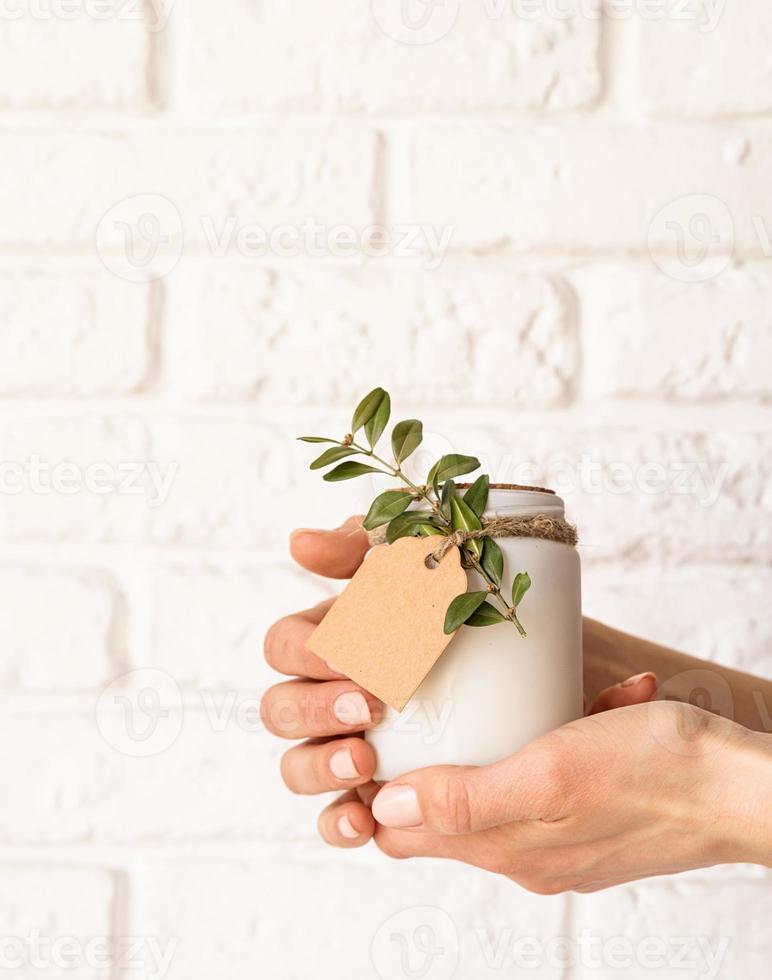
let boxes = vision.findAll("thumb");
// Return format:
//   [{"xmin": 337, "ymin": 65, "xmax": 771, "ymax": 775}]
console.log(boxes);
[
  {"xmin": 372, "ymin": 748, "xmax": 562, "ymax": 836},
  {"xmin": 289, "ymin": 515, "xmax": 370, "ymax": 579}
]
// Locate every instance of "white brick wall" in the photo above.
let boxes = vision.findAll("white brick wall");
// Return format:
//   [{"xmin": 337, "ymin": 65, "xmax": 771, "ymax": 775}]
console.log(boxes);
[{"xmin": 2, "ymin": 3, "xmax": 771, "ymax": 980}]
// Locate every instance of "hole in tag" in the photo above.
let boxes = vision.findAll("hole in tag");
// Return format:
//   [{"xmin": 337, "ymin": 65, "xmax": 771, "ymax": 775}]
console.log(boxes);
[{"xmin": 424, "ymin": 553, "xmax": 439, "ymax": 570}]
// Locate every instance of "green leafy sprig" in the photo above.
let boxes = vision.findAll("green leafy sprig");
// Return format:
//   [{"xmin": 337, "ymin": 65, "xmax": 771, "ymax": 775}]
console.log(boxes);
[{"xmin": 299, "ymin": 387, "xmax": 532, "ymax": 637}]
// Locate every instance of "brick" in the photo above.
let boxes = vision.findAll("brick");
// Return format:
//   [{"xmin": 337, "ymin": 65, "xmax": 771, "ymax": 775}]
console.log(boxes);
[
  {"xmin": 0, "ymin": 271, "xmax": 150, "ymax": 396},
  {"xmin": 419, "ymin": 422, "xmax": 772, "ymax": 565},
  {"xmin": 150, "ymin": 562, "xmax": 337, "ymax": 690},
  {"xmin": 2, "ymin": 416, "xmax": 771, "ymax": 563},
  {"xmin": 411, "ymin": 125, "xmax": 772, "ymax": 251},
  {"xmin": 130, "ymin": 857, "xmax": 566, "ymax": 980},
  {"xmin": 584, "ymin": 567, "xmax": 772, "ymax": 682},
  {"xmin": 574, "ymin": 265, "xmax": 772, "ymax": 401},
  {"xmin": 0, "ymin": 866, "xmax": 114, "ymax": 980},
  {"xmin": 0, "ymin": 707, "xmax": 320, "ymax": 843},
  {"xmin": 638, "ymin": 1, "xmax": 772, "ymax": 117},
  {"xmin": 574, "ymin": 875, "xmax": 772, "ymax": 979},
  {"xmin": 0, "ymin": 415, "xmax": 156, "ymax": 544},
  {"xmin": 0, "ymin": 1, "xmax": 150, "ymax": 110},
  {"xmin": 183, "ymin": 0, "xmax": 600, "ymax": 114},
  {"xmin": 166, "ymin": 267, "xmax": 578, "ymax": 407},
  {"xmin": 0, "ymin": 128, "xmax": 375, "ymax": 248},
  {"xmin": 0, "ymin": 568, "xmax": 122, "ymax": 690}
]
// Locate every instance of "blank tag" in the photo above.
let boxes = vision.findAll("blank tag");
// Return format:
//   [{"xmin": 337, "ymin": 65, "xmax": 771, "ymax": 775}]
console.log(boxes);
[{"xmin": 307, "ymin": 536, "xmax": 468, "ymax": 712}]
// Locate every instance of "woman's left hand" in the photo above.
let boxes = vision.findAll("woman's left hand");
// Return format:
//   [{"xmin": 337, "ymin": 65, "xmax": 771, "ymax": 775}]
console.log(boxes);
[{"xmin": 366, "ymin": 701, "xmax": 771, "ymax": 893}]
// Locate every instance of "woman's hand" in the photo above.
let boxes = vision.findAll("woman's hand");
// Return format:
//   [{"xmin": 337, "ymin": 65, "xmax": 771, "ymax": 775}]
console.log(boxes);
[
  {"xmin": 369, "ymin": 701, "xmax": 772, "ymax": 892},
  {"xmin": 261, "ymin": 517, "xmax": 384, "ymax": 846},
  {"xmin": 262, "ymin": 518, "xmax": 658, "ymax": 849}
]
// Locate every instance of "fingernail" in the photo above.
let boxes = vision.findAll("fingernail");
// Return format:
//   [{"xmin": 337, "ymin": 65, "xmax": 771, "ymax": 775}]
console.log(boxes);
[
  {"xmin": 338, "ymin": 815, "xmax": 360, "ymax": 839},
  {"xmin": 324, "ymin": 659, "xmax": 348, "ymax": 679},
  {"xmin": 621, "ymin": 672, "xmax": 657, "ymax": 688},
  {"xmin": 373, "ymin": 785, "xmax": 422, "ymax": 829},
  {"xmin": 334, "ymin": 692, "xmax": 371, "ymax": 727},
  {"xmin": 290, "ymin": 527, "xmax": 322, "ymax": 540},
  {"xmin": 330, "ymin": 748, "xmax": 359, "ymax": 780}
]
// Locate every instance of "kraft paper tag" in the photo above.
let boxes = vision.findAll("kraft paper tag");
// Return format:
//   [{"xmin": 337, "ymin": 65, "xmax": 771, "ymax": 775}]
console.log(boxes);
[{"xmin": 307, "ymin": 536, "xmax": 467, "ymax": 712}]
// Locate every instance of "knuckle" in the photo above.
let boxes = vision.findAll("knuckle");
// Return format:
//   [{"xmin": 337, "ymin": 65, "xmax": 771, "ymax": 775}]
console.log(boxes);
[
  {"xmin": 374, "ymin": 830, "xmax": 408, "ymax": 861},
  {"xmin": 436, "ymin": 771, "xmax": 474, "ymax": 835},
  {"xmin": 512, "ymin": 875, "xmax": 568, "ymax": 896},
  {"xmin": 532, "ymin": 732, "xmax": 576, "ymax": 810}
]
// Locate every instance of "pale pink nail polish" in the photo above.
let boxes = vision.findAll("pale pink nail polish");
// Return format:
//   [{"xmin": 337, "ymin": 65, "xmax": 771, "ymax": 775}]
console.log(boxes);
[
  {"xmin": 373, "ymin": 785, "xmax": 422, "ymax": 828},
  {"xmin": 621, "ymin": 672, "xmax": 657, "ymax": 688},
  {"xmin": 338, "ymin": 815, "xmax": 360, "ymax": 839},
  {"xmin": 330, "ymin": 748, "xmax": 359, "ymax": 780},
  {"xmin": 333, "ymin": 692, "xmax": 371, "ymax": 727}
]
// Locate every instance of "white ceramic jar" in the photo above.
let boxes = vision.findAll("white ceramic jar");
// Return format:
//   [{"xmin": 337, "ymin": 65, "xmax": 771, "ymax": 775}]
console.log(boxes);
[{"xmin": 367, "ymin": 487, "xmax": 583, "ymax": 781}]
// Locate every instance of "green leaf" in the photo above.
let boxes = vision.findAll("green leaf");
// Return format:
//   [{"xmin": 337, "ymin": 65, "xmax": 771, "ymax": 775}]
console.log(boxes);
[
  {"xmin": 443, "ymin": 591, "xmax": 488, "ymax": 634},
  {"xmin": 466, "ymin": 601, "xmax": 508, "ymax": 627},
  {"xmin": 352, "ymin": 388, "xmax": 388, "ymax": 435},
  {"xmin": 418, "ymin": 524, "xmax": 444, "ymax": 537},
  {"xmin": 512, "ymin": 571, "xmax": 532, "ymax": 608},
  {"xmin": 364, "ymin": 391, "xmax": 391, "ymax": 449},
  {"xmin": 427, "ymin": 459, "xmax": 442, "ymax": 501},
  {"xmin": 391, "ymin": 419, "xmax": 423, "ymax": 463},
  {"xmin": 362, "ymin": 490, "xmax": 414, "ymax": 530},
  {"xmin": 450, "ymin": 494, "xmax": 483, "ymax": 559},
  {"xmin": 386, "ymin": 511, "xmax": 437, "ymax": 543},
  {"xmin": 481, "ymin": 538, "xmax": 504, "ymax": 587},
  {"xmin": 431, "ymin": 454, "xmax": 481, "ymax": 484},
  {"xmin": 297, "ymin": 436, "xmax": 339, "ymax": 444},
  {"xmin": 463, "ymin": 474, "xmax": 490, "ymax": 518},
  {"xmin": 309, "ymin": 446, "xmax": 358, "ymax": 470},
  {"xmin": 440, "ymin": 478, "xmax": 456, "ymax": 518},
  {"xmin": 323, "ymin": 462, "xmax": 383, "ymax": 482}
]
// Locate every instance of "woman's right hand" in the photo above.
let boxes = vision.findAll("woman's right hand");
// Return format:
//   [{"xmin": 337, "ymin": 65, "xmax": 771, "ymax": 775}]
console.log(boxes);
[{"xmin": 261, "ymin": 517, "xmax": 384, "ymax": 848}]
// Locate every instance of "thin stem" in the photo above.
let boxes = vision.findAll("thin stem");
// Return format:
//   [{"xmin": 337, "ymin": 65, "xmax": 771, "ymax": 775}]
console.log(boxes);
[{"xmin": 348, "ymin": 438, "xmax": 527, "ymax": 636}]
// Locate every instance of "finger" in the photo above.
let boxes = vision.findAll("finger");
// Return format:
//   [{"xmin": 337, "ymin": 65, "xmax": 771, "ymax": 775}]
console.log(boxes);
[
  {"xmin": 261, "ymin": 678, "xmax": 384, "ymax": 740},
  {"xmin": 374, "ymin": 825, "xmax": 509, "ymax": 871},
  {"xmin": 280, "ymin": 737, "xmax": 377, "ymax": 795},
  {"xmin": 264, "ymin": 600, "xmax": 345, "ymax": 680},
  {"xmin": 290, "ymin": 516, "xmax": 370, "ymax": 579},
  {"xmin": 589, "ymin": 672, "xmax": 658, "ymax": 715},
  {"xmin": 371, "ymin": 738, "xmax": 565, "ymax": 836},
  {"xmin": 318, "ymin": 790, "xmax": 376, "ymax": 848}
]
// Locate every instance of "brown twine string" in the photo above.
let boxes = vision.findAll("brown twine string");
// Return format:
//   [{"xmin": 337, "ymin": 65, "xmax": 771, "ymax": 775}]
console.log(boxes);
[{"xmin": 367, "ymin": 514, "xmax": 578, "ymax": 562}]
